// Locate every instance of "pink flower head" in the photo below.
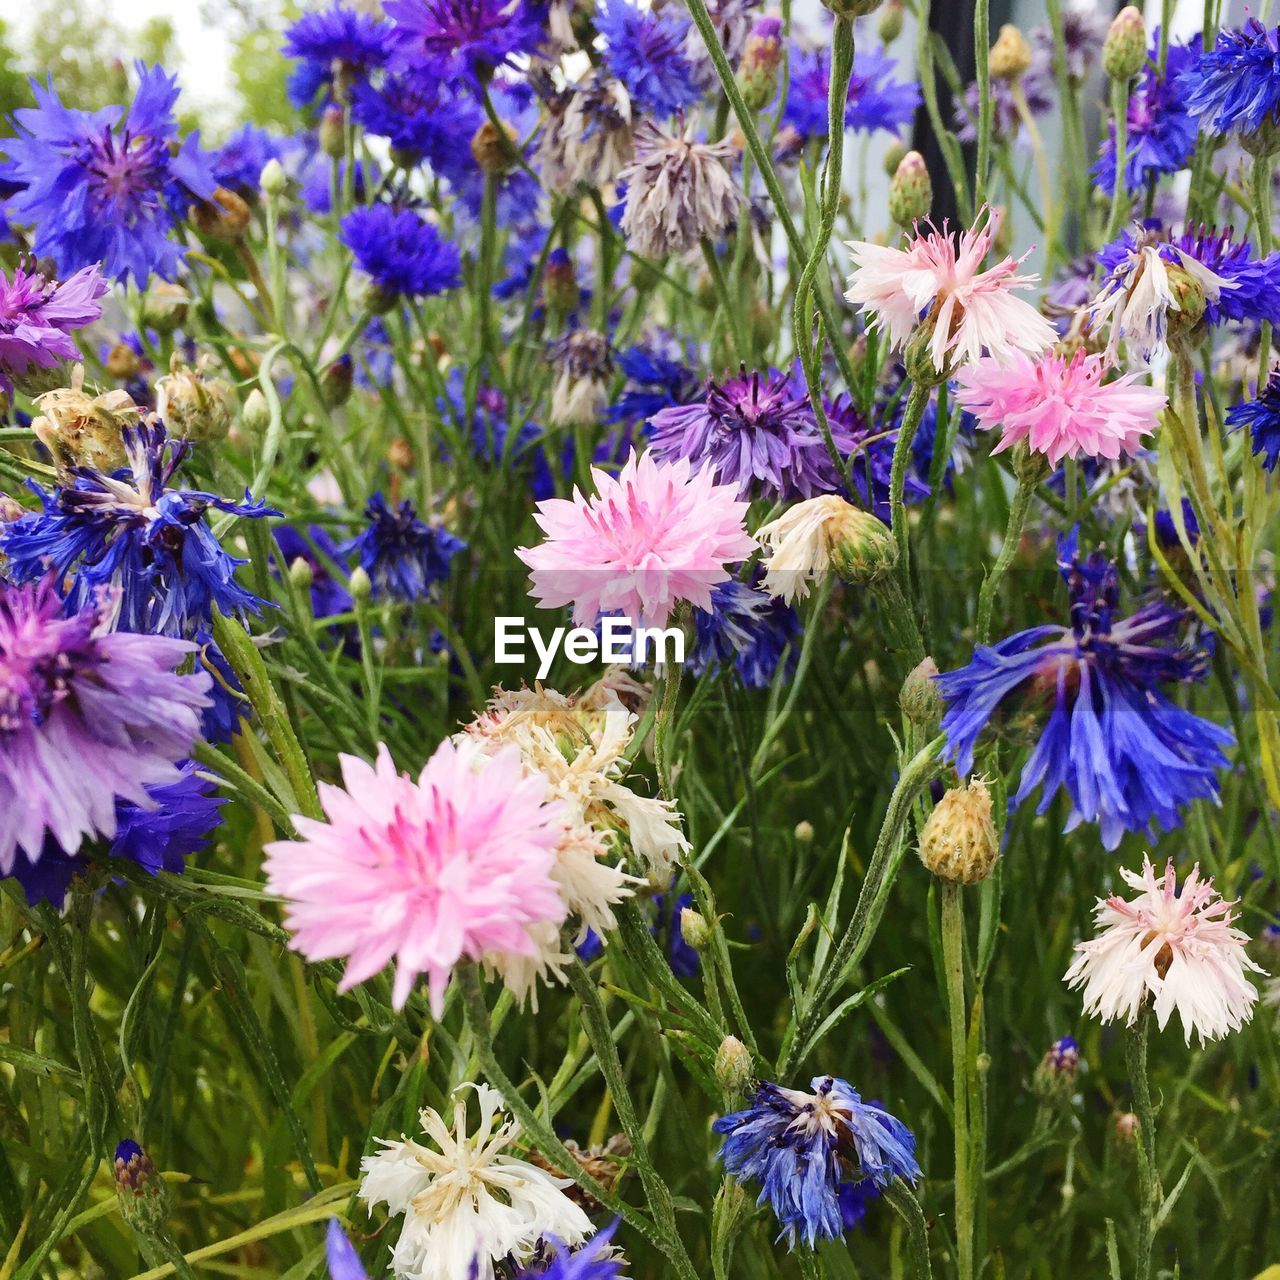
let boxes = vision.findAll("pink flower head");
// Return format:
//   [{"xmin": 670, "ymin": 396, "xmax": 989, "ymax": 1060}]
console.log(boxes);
[
  {"xmin": 516, "ymin": 450, "xmax": 756, "ymax": 629},
  {"xmin": 263, "ymin": 739, "xmax": 568, "ymax": 1014},
  {"xmin": 844, "ymin": 208, "xmax": 1056, "ymax": 371},
  {"xmin": 1064, "ymin": 857, "xmax": 1263, "ymax": 1044},
  {"xmin": 955, "ymin": 349, "xmax": 1167, "ymax": 465}
]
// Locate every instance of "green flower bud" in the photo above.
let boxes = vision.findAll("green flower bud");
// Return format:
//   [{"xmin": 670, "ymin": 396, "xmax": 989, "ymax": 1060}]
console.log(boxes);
[
  {"xmin": 141, "ymin": 282, "xmax": 190, "ymax": 334},
  {"xmin": 889, "ymin": 150, "xmax": 933, "ymax": 228},
  {"xmin": 114, "ymin": 1141, "xmax": 171, "ymax": 1237},
  {"xmin": 289, "ymin": 556, "xmax": 315, "ymax": 592},
  {"xmin": 882, "ymin": 138, "xmax": 908, "ymax": 177},
  {"xmin": 989, "ymin": 24, "xmax": 1033, "ymax": 81},
  {"xmin": 260, "ymin": 158, "xmax": 288, "ymax": 198},
  {"xmin": 679, "ymin": 906, "xmax": 712, "ymax": 953},
  {"xmin": 320, "ymin": 104, "xmax": 346, "ymax": 159},
  {"xmin": 714, "ymin": 1036, "xmax": 752, "ymax": 1094},
  {"xmin": 1032, "ymin": 1037, "xmax": 1080, "ymax": 1107},
  {"xmin": 1103, "ymin": 6, "xmax": 1147, "ymax": 81},
  {"xmin": 241, "ymin": 388, "xmax": 271, "ymax": 436},
  {"xmin": 737, "ymin": 15, "xmax": 783, "ymax": 112},
  {"xmin": 899, "ymin": 656, "xmax": 943, "ymax": 730},
  {"xmin": 320, "ymin": 355, "xmax": 355, "ymax": 409},
  {"xmin": 794, "ymin": 819, "xmax": 815, "ymax": 844},
  {"xmin": 349, "ymin": 566, "xmax": 373, "ymax": 603},
  {"xmin": 823, "ymin": 0, "xmax": 882, "ymax": 18},
  {"xmin": 877, "ymin": 0, "xmax": 904, "ymax": 44},
  {"xmin": 918, "ymin": 777, "xmax": 999, "ymax": 885}
]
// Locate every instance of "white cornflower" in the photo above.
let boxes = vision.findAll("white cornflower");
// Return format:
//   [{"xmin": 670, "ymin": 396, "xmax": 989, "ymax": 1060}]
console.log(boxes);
[
  {"xmin": 537, "ymin": 76, "xmax": 633, "ymax": 192},
  {"xmin": 617, "ymin": 122, "xmax": 741, "ymax": 261},
  {"xmin": 360, "ymin": 1083, "xmax": 593, "ymax": 1280},
  {"xmin": 548, "ymin": 330, "xmax": 611, "ymax": 428},
  {"xmin": 1064, "ymin": 857, "xmax": 1264, "ymax": 1045}
]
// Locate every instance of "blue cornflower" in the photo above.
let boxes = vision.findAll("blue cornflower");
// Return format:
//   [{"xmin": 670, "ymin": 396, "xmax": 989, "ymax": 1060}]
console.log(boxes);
[
  {"xmin": 384, "ymin": 0, "xmax": 545, "ymax": 84},
  {"xmin": 605, "ymin": 341, "xmax": 701, "ymax": 430},
  {"xmin": 782, "ymin": 46, "xmax": 920, "ymax": 140},
  {"xmin": 1226, "ymin": 367, "xmax": 1280, "ymax": 471},
  {"xmin": 1181, "ymin": 19, "xmax": 1280, "ymax": 139},
  {"xmin": 690, "ymin": 577, "xmax": 801, "ymax": 690},
  {"xmin": 301, "ymin": 155, "xmax": 378, "ymax": 216},
  {"xmin": 340, "ymin": 205, "xmax": 462, "ymax": 302},
  {"xmin": 0, "ymin": 422, "xmax": 276, "ymax": 638},
  {"xmin": 346, "ymin": 493, "xmax": 465, "ymax": 602},
  {"xmin": 214, "ymin": 124, "xmax": 281, "ymax": 195},
  {"xmin": 7, "ymin": 761, "xmax": 224, "ymax": 908},
  {"xmin": 935, "ymin": 530, "xmax": 1234, "ymax": 850},
  {"xmin": 282, "ymin": 2, "xmax": 392, "ymax": 109},
  {"xmin": 832, "ymin": 387, "xmax": 932, "ymax": 521},
  {"xmin": 1092, "ymin": 39, "xmax": 1199, "ymax": 195},
  {"xmin": 596, "ymin": 0, "xmax": 704, "ymax": 119},
  {"xmin": 274, "ymin": 525, "xmax": 353, "ymax": 619},
  {"xmin": 350, "ymin": 75, "xmax": 475, "ymax": 174},
  {"xmin": 516, "ymin": 1221, "xmax": 624, "ymax": 1279},
  {"xmin": 714, "ymin": 1075, "xmax": 921, "ymax": 1248},
  {"xmin": 2, "ymin": 64, "xmax": 218, "ymax": 284},
  {"xmin": 325, "ymin": 1219, "xmax": 368, "ymax": 1280}
]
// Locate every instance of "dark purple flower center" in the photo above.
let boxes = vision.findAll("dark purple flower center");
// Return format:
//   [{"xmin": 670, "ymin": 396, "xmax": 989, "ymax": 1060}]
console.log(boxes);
[
  {"xmin": 0, "ymin": 586, "xmax": 100, "ymax": 734},
  {"xmin": 81, "ymin": 127, "xmax": 167, "ymax": 217},
  {"xmin": 704, "ymin": 368, "xmax": 810, "ymax": 436}
]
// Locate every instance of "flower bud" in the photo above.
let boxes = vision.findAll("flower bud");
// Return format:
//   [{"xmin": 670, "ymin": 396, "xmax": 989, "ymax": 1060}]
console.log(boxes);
[
  {"xmin": 471, "ymin": 119, "xmax": 520, "ymax": 175},
  {"xmin": 794, "ymin": 819, "xmax": 814, "ymax": 844},
  {"xmin": 679, "ymin": 906, "xmax": 712, "ymax": 953},
  {"xmin": 156, "ymin": 361, "xmax": 237, "ymax": 445},
  {"xmin": 32, "ymin": 374, "xmax": 141, "ymax": 472},
  {"xmin": 1165, "ymin": 264, "xmax": 1209, "ymax": 341},
  {"xmin": 889, "ymin": 150, "xmax": 932, "ymax": 228},
  {"xmin": 241, "ymin": 387, "xmax": 271, "ymax": 435},
  {"xmin": 542, "ymin": 248, "xmax": 581, "ymax": 316},
  {"xmin": 260, "ymin": 158, "xmax": 288, "ymax": 198},
  {"xmin": 1103, "ymin": 6, "xmax": 1147, "ymax": 81},
  {"xmin": 715, "ymin": 1036, "xmax": 753, "ymax": 1093},
  {"xmin": 1113, "ymin": 1111, "xmax": 1140, "ymax": 1144},
  {"xmin": 320, "ymin": 104, "xmax": 346, "ymax": 159},
  {"xmin": 899, "ymin": 656, "xmax": 943, "ymax": 730},
  {"xmin": 882, "ymin": 138, "xmax": 908, "ymax": 177},
  {"xmin": 878, "ymin": 0, "xmax": 905, "ymax": 43},
  {"xmin": 918, "ymin": 777, "xmax": 999, "ymax": 884},
  {"xmin": 349, "ymin": 565, "xmax": 373, "ymax": 602},
  {"xmin": 320, "ymin": 354, "xmax": 354, "ymax": 409},
  {"xmin": 989, "ymin": 24, "xmax": 1033, "ymax": 81},
  {"xmin": 104, "ymin": 341, "xmax": 142, "ymax": 382},
  {"xmin": 141, "ymin": 282, "xmax": 190, "ymax": 334},
  {"xmin": 289, "ymin": 556, "xmax": 315, "ymax": 592},
  {"xmin": 190, "ymin": 186, "xmax": 252, "ymax": 241},
  {"xmin": 738, "ymin": 15, "xmax": 784, "ymax": 112},
  {"xmin": 1033, "ymin": 1036, "xmax": 1080, "ymax": 1106},
  {"xmin": 823, "ymin": 0, "xmax": 882, "ymax": 17},
  {"xmin": 114, "ymin": 1140, "xmax": 171, "ymax": 1237}
]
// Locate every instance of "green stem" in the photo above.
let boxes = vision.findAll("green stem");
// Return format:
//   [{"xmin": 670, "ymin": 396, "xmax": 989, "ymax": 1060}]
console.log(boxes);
[
  {"xmin": 1252, "ymin": 154, "xmax": 1274, "ymax": 376},
  {"xmin": 889, "ymin": 382, "xmax": 931, "ymax": 601},
  {"xmin": 975, "ymin": 467, "xmax": 1037, "ymax": 644},
  {"xmin": 941, "ymin": 881, "xmax": 973, "ymax": 1280},
  {"xmin": 1104, "ymin": 76, "xmax": 1133, "ymax": 247},
  {"xmin": 884, "ymin": 1182, "xmax": 935, "ymax": 1279},
  {"xmin": 701, "ymin": 238, "xmax": 750, "ymax": 360},
  {"xmin": 477, "ymin": 173, "xmax": 498, "ymax": 361},
  {"xmin": 974, "ymin": 0, "xmax": 992, "ymax": 210},
  {"xmin": 1124, "ymin": 1008, "xmax": 1160, "ymax": 1280},
  {"xmin": 654, "ymin": 655, "xmax": 683, "ymax": 798}
]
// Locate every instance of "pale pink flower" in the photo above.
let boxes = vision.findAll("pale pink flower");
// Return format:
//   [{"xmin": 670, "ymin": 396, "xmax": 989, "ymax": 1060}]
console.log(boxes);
[
  {"xmin": 844, "ymin": 209, "xmax": 1056, "ymax": 371},
  {"xmin": 1064, "ymin": 857, "xmax": 1264, "ymax": 1045},
  {"xmin": 263, "ymin": 740, "xmax": 568, "ymax": 1014},
  {"xmin": 954, "ymin": 349, "xmax": 1167, "ymax": 465},
  {"xmin": 516, "ymin": 450, "xmax": 756, "ymax": 628}
]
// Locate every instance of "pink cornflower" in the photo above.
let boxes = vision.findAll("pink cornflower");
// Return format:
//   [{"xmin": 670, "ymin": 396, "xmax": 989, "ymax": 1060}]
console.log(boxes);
[
  {"xmin": 1064, "ymin": 857, "xmax": 1263, "ymax": 1044},
  {"xmin": 844, "ymin": 209, "xmax": 1056, "ymax": 372},
  {"xmin": 955, "ymin": 349, "xmax": 1167, "ymax": 464},
  {"xmin": 516, "ymin": 450, "xmax": 756, "ymax": 629},
  {"xmin": 263, "ymin": 739, "xmax": 568, "ymax": 1014}
]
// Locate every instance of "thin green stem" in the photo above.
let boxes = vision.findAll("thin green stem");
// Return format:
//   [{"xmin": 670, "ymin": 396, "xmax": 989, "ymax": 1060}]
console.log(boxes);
[
  {"xmin": 942, "ymin": 881, "xmax": 973, "ymax": 1280},
  {"xmin": 974, "ymin": 0, "xmax": 993, "ymax": 210},
  {"xmin": 1253, "ymin": 154, "xmax": 1274, "ymax": 376},
  {"xmin": 976, "ymin": 467, "xmax": 1037, "ymax": 644},
  {"xmin": 1104, "ymin": 77, "xmax": 1133, "ymax": 246},
  {"xmin": 1124, "ymin": 1008, "xmax": 1159, "ymax": 1280},
  {"xmin": 654, "ymin": 654, "xmax": 683, "ymax": 797},
  {"xmin": 700, "ymin": 238, "xmax": 750, "ymax": 360},
  {"xmin": 889, "ymin": 382, "xmax": 931, "ymax": 602}
]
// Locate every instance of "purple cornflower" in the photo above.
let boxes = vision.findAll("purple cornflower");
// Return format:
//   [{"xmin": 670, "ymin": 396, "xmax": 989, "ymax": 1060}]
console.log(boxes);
[
  {"xmin": 0, "ymin": 422, "xmax": 276, "ymax": 638},
  {"xmin": 649, "ymin": 366, "xmax": 853, "ymax": 501},
  {"xmin": 345, "ymin": 493, "xmax": 465, "ymax": 602},
  {"xmin": 7, "ymin": 761, "xmax": 224, "ymax": 907},
  {"xmin": 714, "ymin": 1075, "xmax": 920, "ymax": 1248},
  {"xmin": 213, "ymin": 124, "xmax": 281, "ymax": 195},
  {"xmin": 2, "ymin": 65, "xmax": 217, "ymax": 285},
  {"xmin": 384, "ymin": 0, "xmax": 546, "ymax": 84},
  {"xmin": 274, "ymin": 525, "xmax": 353, "ymax": 619},
  {"xmin": 689, "ymin": 575, "xmax": 801, "ymax": 689},
  {"xmin": 827, "ymin": 390, "xmax": 930, "ymax": 521},
  {"xmin": 0, "ymin": 261, "xmax": 107, "ymax": 395},
  {"xmin": 282, "ymin": 2, "xmax": 392, "ymax": 108},
  {"xmin": 954, "ymin": 70, "xmax": 1054, "ymax": 145},
  {"xmin": 605, "ymin": 340, "xmax": 702, "ymax": 430},
  {"xmin": 935, "ymin": 530, "xmax": 1234, "ymax": 850},
  {"xmin": 0, "ymin": 578, "xmax": 210, "ymax": 874},
  {"xmin": 325, "ymin": 1220, "xmax": 368, "ymax": 1280},
  {"xmin": 783, "ymin": 46, "xmax": 921, "ymax": 140},
  {"xmin": 596, "ymin": 0, "xmax": 704, "ymax": 119},
  {"xmin": 1182, "ymin": 19, "xmax": 1280, "ymax": 140},
  {"xmin": 340, "ymin": 205, "xmax": 461, "ymax": 302},
  {"xmin": 1226, "ymin": 367, "xmax": 1280, "ymax": 472},
  {"xmin": 350, "ymin": 75, "xmax": 475, "ymax": 172},
  {"xmin": 301, "ymin": 155, "xmax": 378, "ymax": 216},
  {"xmin": 1031, "ymin": 11, "xmax": 1105, "ymax": 81},
  {"xmin": 516, "ymin": 1221, "xmax": 624, "ymax": 1279},
  {"xmin": 1093, "ymin": 39, "xmax": 1200, "ymax": 195}
]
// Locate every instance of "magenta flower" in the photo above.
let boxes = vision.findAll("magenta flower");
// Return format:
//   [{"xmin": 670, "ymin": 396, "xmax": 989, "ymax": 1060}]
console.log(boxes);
[
  {"xmin": 263, "ymin": 740, "xmax": 568, "ymax": 1014},
  {"xmin": 516, "ymin": 451, "xmax": 756, "ymax": 629},
  {"xmin": 0, "ymin": 577, "xmax": 210, "ymax": 874},
  {"xmin": 955, "ymin": 349, "xmax": 1167, "ymax": 465},
  {"xmin": 0, "ymin": 261, "xmax": 107, "ymax": 393}
]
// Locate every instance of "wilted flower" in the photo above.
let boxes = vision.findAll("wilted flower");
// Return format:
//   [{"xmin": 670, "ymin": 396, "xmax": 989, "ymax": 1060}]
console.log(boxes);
[
  {"xmin": 917, "ymin": 777, "xmax": 999, "ymax": 885},
  {"xmin": 548, "ymin": 330, "xmax": 612, "ymax": 427},
  {"xmin": 517, "ymin": 450, "xmax": 755, "ymax": 629},
  {"xmin": 1065, "ymin": 857, "xmax": 1263, "ymax": 1044},
  {"xmin": 714, "ymin": 1075, "xmax": 921, "ymax": 1248},
  {"xmin": 536, "ymin": 75, "xmax": 634, "ymax": 192},
  {"xmin": 30, "ymin": 371, "xmax": 143, "ymax": 472},
  {"xmin": 618, "ymin": 123, "xmax": 741, "ymax": 261},
  {"xmin": 155, "ymin": 360, "xmax": 237, "ymax": 445}
]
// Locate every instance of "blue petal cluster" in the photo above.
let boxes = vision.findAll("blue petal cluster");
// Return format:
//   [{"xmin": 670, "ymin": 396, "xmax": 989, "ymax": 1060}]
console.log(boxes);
[
  {"xmin": 1182, "ymin": 19, "xmax": 1280, "ymax": 138},
  {"xmin": 517, "ymin": 1221, "xmax": 624, "ymax": 1279},
  {"xmin": 341, "ymin": 205, "xmax": 462, "ymax": 300},
  {"xmin": 274, "ymin": 525, "xmax": 354, "ymax": 619},
  {"xmin": 783, "ymin": 47, "xmax": 921, "ymax": 140},
  {"xmin": 324, "ymin": 1219, "xmax": 368, "ymax": 1280},
  {"xmin": 714, "ymin": 1075, "xmax": 920, "ymax": 1248},
  {"xmin": 2, "ymin": 65, "xmax": 218, "ymax": 284},
  {"xmin": 214, "ymin": 124, "xmax": 282, "ymax": 195},
  {"xmin": 690, "ymin": 577, "xmax": 801, "ymax": 690},
  {"xmin": 0, "ymin": 422, "xmax": 276, "ymax": 637},
  {"xmin": 605, "ymin": 341, "xmax": 702, "ymax": 430},
  {"xmin": 936, "ymin": 531, "xmax": 1234, "ymax": 850},
  {"xmin": 282, "ymin": 2, "xmax": 392, "ymax": 108},
  {"xmin": 384, "ymin": 0, "xmax": 546, "ymax": 85},
  {"xmin": 1226, "ymin": 368, "xmax": 1280, "ymax": 471},
  {"xmin": 346, "ymin": 493, "xmax": 465, "ymax": 602},
  {"xmin": 596, "ymin": 0, "xmax": 704, "ymax": 119}
]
